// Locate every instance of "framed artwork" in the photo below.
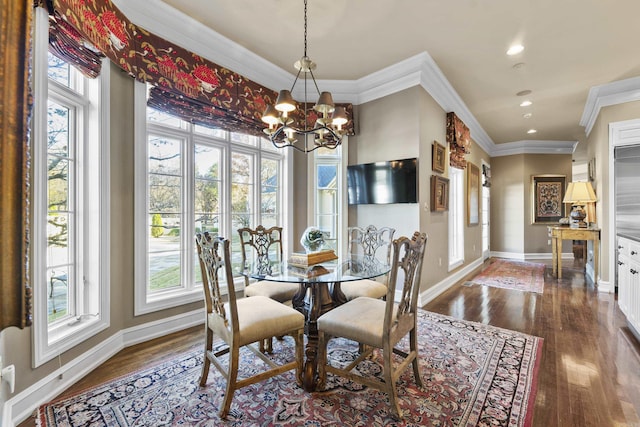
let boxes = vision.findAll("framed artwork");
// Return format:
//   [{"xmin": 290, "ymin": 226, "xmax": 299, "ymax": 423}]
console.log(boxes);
[
  {"xmin": 432, "ymin": 140, "xmax": 446, "ymax": 173},
  {"xmin": 531, "ymin": 175, "xmax": 566, "ymax": 224},
  {"xmin": 588, "ymin": 158, "xmax": 596, "ymax": 182},
  {"xmin": 467, "ymin": 162, "xmax": 480, "ymax": 226},
  {"xmin": 430, "ymin": 175, "xmax": 449, "ymax": 212}
]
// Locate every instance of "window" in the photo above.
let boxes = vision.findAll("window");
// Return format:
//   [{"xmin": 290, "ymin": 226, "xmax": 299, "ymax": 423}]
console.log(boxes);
[
  {"xmin": 482, "ymin": 163, "xmax": 490, "ymax": 257},
  {"xmin": 310, "ymin": 145, "xmax": 346, "ymax": 255},
  {"xmin": 32, "ymin": 8, "xmax": 110, "ymax": 367},
  {"xmin": 134, "ymin": 83, "xmax": 286, "ymax": 314},
  {"xmin": 448, "ymin": 167, "xmax": 464, "ymax": 270}
]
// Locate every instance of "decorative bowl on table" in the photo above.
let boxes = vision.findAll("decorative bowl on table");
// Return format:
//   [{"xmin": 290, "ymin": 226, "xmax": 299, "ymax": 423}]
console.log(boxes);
[{"xmin": 300, "ymin": 226, "xmax": 328, "ymax": 253}]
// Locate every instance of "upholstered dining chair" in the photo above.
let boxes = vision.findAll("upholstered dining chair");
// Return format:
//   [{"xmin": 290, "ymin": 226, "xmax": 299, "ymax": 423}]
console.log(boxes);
[
  {"xmin": 238, "ymin": 225, "xmax": 300, "ymax": 352},
  {"xmin": 195, "ymin": 232, "xmax": 305, "ymax": 419},
  {"xmin": 340, "ymin": 225, "xmax": 395, "ymax": 301},
  {"xmin": 317, "ymin": 231, "xmax": 428, "ymax": 419}
]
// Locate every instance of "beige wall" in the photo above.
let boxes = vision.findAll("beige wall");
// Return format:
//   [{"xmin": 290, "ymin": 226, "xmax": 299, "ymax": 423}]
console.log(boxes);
[
  {"xmin": 585, "ymin": 100, "xmax": 640, "ymax": 284},
  {"xmin": 523, "ymin": 154, "xmax": 574, "ymax": 254},
  {"xmin": 3, "ymin": 63, "xmax": 203, "ymax": 396},
  {"xmin": 348, "ymin": 86, "xmax": 489, "ymax": 292},
  {"xmin": 490, "ymin": 153, "xmax": 572, "ymax": 255}
]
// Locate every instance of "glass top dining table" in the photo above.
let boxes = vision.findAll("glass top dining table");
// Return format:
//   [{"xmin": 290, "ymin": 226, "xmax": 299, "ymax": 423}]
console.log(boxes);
[{"xmin": 241, "ymin": 255, "xmax": 391, "ymax": 391}]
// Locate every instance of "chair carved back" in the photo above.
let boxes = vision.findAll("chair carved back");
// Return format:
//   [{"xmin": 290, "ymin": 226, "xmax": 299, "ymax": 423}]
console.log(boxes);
[
  {"xmin": 385, "ymin": 232, "xmax": 428, "ymax": 330},
  {"xmin": 238, "ymin": 225, "xmax": 283, "ymax": 277},
  {"xmin": 195, "ymin": 232, "xmax": 238, "ymax": 331},
  {"xmin": 347, "ymin": 225, "xmax": 395, "ymax": 267}
]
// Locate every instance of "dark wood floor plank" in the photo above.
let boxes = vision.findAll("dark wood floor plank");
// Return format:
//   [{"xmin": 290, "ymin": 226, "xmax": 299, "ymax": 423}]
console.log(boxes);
[{"xmin": 18, "ymin": 258, "xmax": 640, "ymax": 427}]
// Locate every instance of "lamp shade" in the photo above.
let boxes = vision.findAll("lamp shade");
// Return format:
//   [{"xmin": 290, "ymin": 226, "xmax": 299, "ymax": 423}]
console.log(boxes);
[{"xmin": 563, "ymin": 181, "xmax": 597, "ymax": 204}]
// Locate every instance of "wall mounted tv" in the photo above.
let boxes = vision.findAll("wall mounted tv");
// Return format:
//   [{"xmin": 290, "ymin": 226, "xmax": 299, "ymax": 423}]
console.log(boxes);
[{"xmin": 347, "ymin": 158, "xmax": 418, "ymax": 205}]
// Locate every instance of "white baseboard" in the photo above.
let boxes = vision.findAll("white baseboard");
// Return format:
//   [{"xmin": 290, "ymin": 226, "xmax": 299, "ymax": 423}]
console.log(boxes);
[
  {"xmin": 419, "ymin": 257, "xmax": 484, "ymax": 306},
  {"xmin": 4, "ymin": 309, "xmax": 201, "ymax": 427}
]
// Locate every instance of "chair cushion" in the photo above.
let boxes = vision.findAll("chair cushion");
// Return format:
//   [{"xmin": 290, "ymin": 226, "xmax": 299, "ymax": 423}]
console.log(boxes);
[
  {"xmin": 340, "ymin": 279, "xmax": 387, "ymax": 301},
  {"xmin": 210, "ymin": 296, "xmax": 305, "ymax": 347},
  {"xmin": 244, "ymin": 280, "xmax": 300, "ymax": 302},
  {"xmin": 318, "ymin": 297, "xmax": 397, "ymax": 348}
]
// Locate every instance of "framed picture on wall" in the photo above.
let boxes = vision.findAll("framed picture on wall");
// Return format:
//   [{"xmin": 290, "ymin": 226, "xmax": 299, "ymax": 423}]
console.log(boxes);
[
  {"xmin": 430, "ymin": 175, "xmax": 449, "ymax": 211},
  {"xmin": 432, "ymin": 141, "xmax": 446, "ymax": 173},
  {"xmin": 467, "ymin": 162, "xmax": 480, "ymax": 225},
  {"xmin": 531, "ymin": 174, "xmax": 566, "ymax": 224}
]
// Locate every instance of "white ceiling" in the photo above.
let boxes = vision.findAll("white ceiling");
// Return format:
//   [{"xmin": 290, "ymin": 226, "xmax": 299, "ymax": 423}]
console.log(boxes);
[{"xmin": 133, "ymin": 0, "xmax": 640, "ymax": 160}]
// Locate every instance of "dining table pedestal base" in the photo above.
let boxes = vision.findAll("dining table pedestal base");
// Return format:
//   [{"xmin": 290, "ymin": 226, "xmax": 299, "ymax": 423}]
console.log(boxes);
[{"xmin": 292, "ymin": 281, "xmax": 346, "ymax": 391}]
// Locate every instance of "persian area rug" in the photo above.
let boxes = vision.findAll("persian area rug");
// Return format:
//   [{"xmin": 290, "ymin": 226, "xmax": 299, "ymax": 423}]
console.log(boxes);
[
  {"xmin": 37, "ymin": 310, "xmax": 542, "ymax": 427},
  {"xmin": 471, "ymin": 259, "xmax": 546, "ymax": 294}
]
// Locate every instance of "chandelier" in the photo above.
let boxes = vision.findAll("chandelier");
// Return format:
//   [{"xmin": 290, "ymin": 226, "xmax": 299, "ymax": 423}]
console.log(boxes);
[{"xmin": 261, "ymin": 0, "xmax": 347, "ymax": 152}]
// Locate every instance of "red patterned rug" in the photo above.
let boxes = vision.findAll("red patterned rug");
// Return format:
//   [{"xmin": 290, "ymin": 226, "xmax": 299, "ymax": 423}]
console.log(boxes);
[
  {"xmin": 471, "ymin": 259, "xmax": 546, "ymax": 294},
  {"xmin": 37, "ymin": 310, "xmax": 542, "ymax": 426}
]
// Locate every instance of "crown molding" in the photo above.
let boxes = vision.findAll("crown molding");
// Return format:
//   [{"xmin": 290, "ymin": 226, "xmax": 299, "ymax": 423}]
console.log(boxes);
[
  {"xmin": 115, "ymin": 0, "xmax": 577, "ymax": 158},
  {"xmin": 580, "ymin": 76, "xmax": 640, "ymax": 137},
  {"xmin": 114, "ymin": 0, "xmax": 294, "ymax": 90},
  {"xmin": 490, "ymin": 140, "xmax": 578, "ymax": 157}
]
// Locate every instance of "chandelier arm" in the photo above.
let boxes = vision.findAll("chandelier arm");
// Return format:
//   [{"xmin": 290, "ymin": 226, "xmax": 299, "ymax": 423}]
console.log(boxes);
[
  {"xmin": 307, "ymin": 69, "xmax": 323, "ymax": 97},
  {"xmin": 269, "ymin": 123, "xmax": 341, "ymax": 152},
  {"xmin": 289, "ymin": 68, "xmax": 303, "ymax": 93}
]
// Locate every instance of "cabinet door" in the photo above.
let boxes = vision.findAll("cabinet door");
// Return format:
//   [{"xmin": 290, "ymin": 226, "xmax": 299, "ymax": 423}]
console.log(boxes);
[
  {"xmin": 630, "ymin": 259, "xmax": 640, "ymax": 330},
  {"xmin": 618, "ymin": 254, "xmax": 630, "ymax": 317}
]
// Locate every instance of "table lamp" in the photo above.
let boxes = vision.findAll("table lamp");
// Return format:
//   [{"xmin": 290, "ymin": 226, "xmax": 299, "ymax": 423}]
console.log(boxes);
[{"xmin": 562, "ymin": 181, "xmax": 597, "ymax": 228}]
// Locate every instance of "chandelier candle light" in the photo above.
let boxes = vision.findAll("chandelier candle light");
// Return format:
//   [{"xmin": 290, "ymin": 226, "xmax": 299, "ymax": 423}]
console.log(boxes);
[{"xmin": 261, "ymin": 0, "xmax": 347, "ymax": 152}]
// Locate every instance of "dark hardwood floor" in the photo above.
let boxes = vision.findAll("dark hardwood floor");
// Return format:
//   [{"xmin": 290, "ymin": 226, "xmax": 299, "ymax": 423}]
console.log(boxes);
[{"xmin": 19, "ymin": 258, "xmax": 640, "ymax": 426}]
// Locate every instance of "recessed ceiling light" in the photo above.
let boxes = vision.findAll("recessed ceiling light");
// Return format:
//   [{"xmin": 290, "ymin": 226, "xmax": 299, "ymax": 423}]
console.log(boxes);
[
  {"xmin": 517, "ymin": 90, "xmax": 532, "ymax": 97},
  {"xmin": 507, "ymin": 44, "xmax": 524, "ymax": 56},
  {"xmin": 527, "ymin": 129, "xmax": 537, "ymax": 134},
  {"xmin": 520, "ymin": 100, "xmax": 533, "ymax": 107},
  {"xmin": 523, "ymin": 113, "xmax": 532, "ymax": 119}
]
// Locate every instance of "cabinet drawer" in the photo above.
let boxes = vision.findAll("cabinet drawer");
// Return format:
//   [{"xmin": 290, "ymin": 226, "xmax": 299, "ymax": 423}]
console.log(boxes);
[
  {"xmin": 619, "ymin": 236, "xmax": 632, "ymax": 258},
  {"xmin": 629, "ymin": 240, "xmax": 640, "ymax": 263}
]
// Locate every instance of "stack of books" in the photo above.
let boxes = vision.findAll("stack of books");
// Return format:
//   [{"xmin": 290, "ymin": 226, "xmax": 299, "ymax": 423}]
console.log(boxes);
[
  {"xmin": 287, "ymin": 264, "xmax": 331, "ymax": 278},
  {"xmin": 287, "ymin": 249, "xmax": 338, "ymax": 267}
]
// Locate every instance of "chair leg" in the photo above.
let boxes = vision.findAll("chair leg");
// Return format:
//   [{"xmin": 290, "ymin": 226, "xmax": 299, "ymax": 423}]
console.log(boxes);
[
  {"xmin": 199, "ymin": 327, "xmax": 212, "ymax": 387},
  {"xmin": 410, "ymin": 328, "xmax": 422, "ymax": 388},
  {"xmin": 259, "ymin": 337, "xmax": 273, "ymax": 353},
  {"xmin": 383, "ymin": 344, "xmax": 401, "ymax": 419},
  {"xmin": 219, "ymin": 344, "xmax": 239, "ymax": 419}
]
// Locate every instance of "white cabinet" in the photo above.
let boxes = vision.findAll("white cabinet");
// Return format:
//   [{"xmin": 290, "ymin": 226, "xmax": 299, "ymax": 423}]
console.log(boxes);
[{"xmin": 617, "ymin": 236, "xmax": 640, "ymax": 333}]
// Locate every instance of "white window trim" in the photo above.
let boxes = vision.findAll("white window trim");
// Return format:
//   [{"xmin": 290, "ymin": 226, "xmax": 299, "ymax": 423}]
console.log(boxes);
[
  {"xmin": 134, "ymin": 82, "xmax": 287, "ymax": 314},
  {"xmin": 481, "ymin": 160, "xmax": 491, "ymax": 259},
  {"xmin": 307, "ymin": 139, "xmax": 347, "ymax": 258},
  {"xmin": 32, "ymin": 7, "xmax": 110, "ymax": 367},
  {"xmin": 134, "ymin": 82, "xmax": 203, "ymax": 315},
  {"xmin": 448, "ymin": 167, "xmax": 464, "ymax": 271}
]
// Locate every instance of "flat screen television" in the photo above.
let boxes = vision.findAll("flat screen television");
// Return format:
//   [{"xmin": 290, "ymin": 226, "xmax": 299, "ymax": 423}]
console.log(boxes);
[{"xmin": 347, "ymin": 158, "xmax": 417, "ymax": 205}]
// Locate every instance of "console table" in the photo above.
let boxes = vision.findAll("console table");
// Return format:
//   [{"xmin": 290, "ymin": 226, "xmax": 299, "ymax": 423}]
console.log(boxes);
[{"xmin": 549, "ymin": 226, "xmax": 600, "ymax": 283}]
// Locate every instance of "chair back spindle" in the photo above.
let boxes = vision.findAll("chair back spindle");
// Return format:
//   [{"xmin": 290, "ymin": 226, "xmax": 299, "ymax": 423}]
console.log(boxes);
[
  {"xmin": 385, "ymin": 232, "xmax": 428, "ymax": 334},
  {"xmin": 195, "ymin": 232, "xmax": 236, "ymax": 330}
]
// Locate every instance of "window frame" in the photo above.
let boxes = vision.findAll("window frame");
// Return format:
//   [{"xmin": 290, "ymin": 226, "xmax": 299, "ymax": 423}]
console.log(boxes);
[
  {"xmin": 308, "ymin": 140, "xmax": 347, "ymax": 257},
  {"xmin": 448, "ymin": 166, "xmax": 464, "ymax": 270},
  {"xmin": 32, "ymin": 7, "xmax": 110, "ymax": 367},
  {"xmin": 134, "ymin": 82, "xmax": 287, "ymax": 315}
]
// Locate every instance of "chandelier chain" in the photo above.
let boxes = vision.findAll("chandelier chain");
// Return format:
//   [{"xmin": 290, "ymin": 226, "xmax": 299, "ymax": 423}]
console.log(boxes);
[{"xmin": 303, "ymin": 0, "xmax": 308, "ymax": 58}]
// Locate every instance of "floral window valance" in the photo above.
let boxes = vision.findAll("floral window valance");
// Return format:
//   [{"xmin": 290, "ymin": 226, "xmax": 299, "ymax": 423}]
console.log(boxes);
[
  {"xmin": 446, "ymin": 112, "xmax": 471, "ymax": 170},
  {"xmin": 46, "ymin": 0, "xmax": 355, "ymax": 137}
]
